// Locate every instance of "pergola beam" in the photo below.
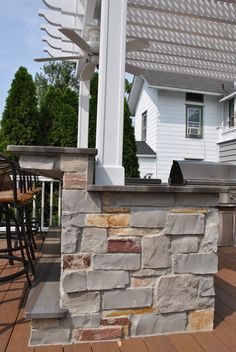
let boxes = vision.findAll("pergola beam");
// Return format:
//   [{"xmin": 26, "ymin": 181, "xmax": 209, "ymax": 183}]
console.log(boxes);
[
  {"xmin": 126, "ymin": 52, "xmax": 236, "ymax": 75},
  {"xmin": 126, "ymin": 59, "xmax": 236, "ymax": 81},
  {"xmin": 128, "ymin": 0, "xmax": 236, "ymax": 25},
  {"xmin": 127, "ymin": 25, "xmax": 236, "ymax": 54},
  {"xmin": 127, "ymin": 7, "xmax": 236, "ymax": 41}
]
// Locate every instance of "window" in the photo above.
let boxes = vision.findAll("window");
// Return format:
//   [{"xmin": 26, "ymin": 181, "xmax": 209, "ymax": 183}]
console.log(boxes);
[
  {"xmin": 141, "ymin": 111, "xmax": 147, "ymax": 141},
  {"xmin": 186, "ymin": 93, "xmax": 204, "ymax": 103},
  {"xmin": 186, "ymin": 105, "xmax": 203, "ymax": 138},
  {"xmin": 229, "ymin": 99, "xmax": 235, "ymax": 128}
]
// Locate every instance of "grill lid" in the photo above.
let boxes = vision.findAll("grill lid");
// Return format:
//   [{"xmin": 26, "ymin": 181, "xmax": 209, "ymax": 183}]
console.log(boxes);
[{"xmin": 169, "ymin": 160, "xmax": 236, "ymax": 186}]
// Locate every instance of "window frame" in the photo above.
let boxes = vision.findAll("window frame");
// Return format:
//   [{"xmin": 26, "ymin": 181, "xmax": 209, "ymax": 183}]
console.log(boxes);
[
  {"xmin": 141, "ymin": 110, "xmax": 147, "ymax": 141},
  {"xmin": 229, "ymin": 98, "xmax": 235, "ymax": 128},
  {"xmin": 185, "ymin": 104, "xmax": 203, "ymax": 139}
]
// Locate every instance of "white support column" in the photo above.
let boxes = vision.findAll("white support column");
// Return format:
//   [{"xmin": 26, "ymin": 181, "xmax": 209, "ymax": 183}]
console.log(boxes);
[
  {"xmin": 95, "ymin": 0, "xmax": 127, "ymax": 185},
  {"xmin": 77, "ymin": 80, "xmax": 90, "ymax": 148}
]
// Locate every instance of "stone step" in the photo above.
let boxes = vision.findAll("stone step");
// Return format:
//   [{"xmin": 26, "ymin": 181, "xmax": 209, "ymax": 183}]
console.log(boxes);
[{"xmin": 25, "ymin": 230, "xmax": 67, "ymax": 319}]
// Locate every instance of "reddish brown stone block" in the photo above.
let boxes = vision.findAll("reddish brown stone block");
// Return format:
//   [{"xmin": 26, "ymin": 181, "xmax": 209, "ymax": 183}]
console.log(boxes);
[
  {"xmin": 108, "ymin": 239, "xmax": 141, "ymax": 253},
  {"xmin": 63, "ymin": 172, "xmax": 87, "ymax": 190},
  {"xmin": 63, "ymin": 254, "xmax": 90, "ymax": 270},
  {"xmin": 74, "ymin": 327, "xmax": 122, "ymax": 341},
  {"xmin": 101, "ymin": 317, "xmax": 131, "ymax": 326}
]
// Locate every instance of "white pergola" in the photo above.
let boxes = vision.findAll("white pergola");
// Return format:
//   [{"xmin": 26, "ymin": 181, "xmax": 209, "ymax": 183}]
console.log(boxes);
[{"xmin": 38, "ymin": 0, "xmax": 236, "ymax": 185}]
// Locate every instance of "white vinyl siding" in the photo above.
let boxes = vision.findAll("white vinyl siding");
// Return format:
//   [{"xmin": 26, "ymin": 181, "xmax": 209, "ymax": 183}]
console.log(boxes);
[
  {"xmin": 134, "ymin": 80, "xmax": 158, "ymax": 154},
  {"xmin": 134, "ymin": 85, "xmax": 222, "ymax": 183},
  {"xmin": 137, "ymin": 156, "xmax": 157, "ymax": 178}
]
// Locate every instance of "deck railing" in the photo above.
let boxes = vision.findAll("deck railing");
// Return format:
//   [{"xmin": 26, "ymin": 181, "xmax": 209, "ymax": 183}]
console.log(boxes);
[{"xmin": 34, "ymin": 177, "xmax": 62, "ymax": 231}]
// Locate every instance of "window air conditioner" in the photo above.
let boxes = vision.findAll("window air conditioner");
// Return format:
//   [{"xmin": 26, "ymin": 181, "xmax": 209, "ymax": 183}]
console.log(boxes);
[{"xmin": 188, "ymin": 127, "xmax": 201, "ymax": 136}]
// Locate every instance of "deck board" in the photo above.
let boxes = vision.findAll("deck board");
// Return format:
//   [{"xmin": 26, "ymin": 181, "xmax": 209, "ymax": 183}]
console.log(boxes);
[
  {"xmin": 64, "ymin": 343, "xmax": 92, "ymax": 352},
  {"xmin": 92, "ymin": 341, "xmax": 120, "ymax": 352},
  {"xmin": 2, "ymin": 245, "xmax": 236, "ymax": 351},
  {"xmin": 168, "ymin": 333, "xmax": 204, "ymax": 352},
  {"xmin": 119, "ymin": 338, "xmax": 148, "ymax": 352},
  {"xmin": 144, "ymin": 336, "xmax": 177, "ymax": 352},
  {"xmin": 193, "ymin": 331, "xmax": 232, "ymax": 352}
]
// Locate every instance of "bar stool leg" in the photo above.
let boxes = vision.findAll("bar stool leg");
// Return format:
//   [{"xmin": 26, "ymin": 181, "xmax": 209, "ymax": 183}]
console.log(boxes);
[{"xmin": 17, "ymin": 208, "xmax": 35, "ymax": 275}]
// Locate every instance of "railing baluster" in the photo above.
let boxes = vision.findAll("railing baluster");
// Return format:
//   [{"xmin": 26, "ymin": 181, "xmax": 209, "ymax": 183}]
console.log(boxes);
[
  {"xmin": 58, "ymin": 181, "xmax": 62, "ymax": 226},
  {"xmin": 41, "ymin": 181, "xmax": 45, "ymax": 230},
  {"xmin": 49, "ymin": 181, "xmax": 53, "ymax": 226}
]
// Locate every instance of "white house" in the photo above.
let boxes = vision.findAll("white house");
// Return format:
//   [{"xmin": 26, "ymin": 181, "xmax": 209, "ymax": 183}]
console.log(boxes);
[{"xmin": 128, "ymin": 71, "xmax": 235, "ymax": 183}]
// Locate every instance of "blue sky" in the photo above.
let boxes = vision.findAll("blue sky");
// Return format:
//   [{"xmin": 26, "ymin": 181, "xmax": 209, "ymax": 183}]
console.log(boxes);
[
  {"xmin": 0, "ymin": 1, "xmax": 133, "ymax": 118},
  {"xmin": 0, "ymin": 0, "xmax": 45, "ymax": 117}
]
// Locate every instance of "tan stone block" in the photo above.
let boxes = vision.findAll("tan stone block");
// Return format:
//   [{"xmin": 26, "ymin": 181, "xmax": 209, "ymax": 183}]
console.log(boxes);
[
  {"xmin": 63, "ymin": 172, "xmax": 87, "ymax": 190},
  {"xmin": 101, "ymin": 317, "xmax": 131, "ymax": 326},
  {"xmin": 122, "ymin": 325, "xmax": 130, "ymax": 337},
  {"xmin": 188, "ymin": 309, "xmax": 214, "ymax": 332},
  {"xmin": 86, "ymin": 214, "xmax": 131, "ymax": 228},
  {"xmin": 104, "ymin": 307, "xmax": 156, "ymax": 318},
  {"xmin": 170, "ymin": 208, "xmax": 208, "ymax": 214},
  {"xmin": 108, "ymin": 228, "xmax": 162, "ymax": 236},
  {"xmin": 103, "ymin": 207, "xmax": 130, "ymax": 213},
  {"xmin": 60, "ymin": 155, "xmax": 87, "ymax": 172},
  {"xmin": 131, "ymin": 278, "xmax": 156, "ymax": 287}
]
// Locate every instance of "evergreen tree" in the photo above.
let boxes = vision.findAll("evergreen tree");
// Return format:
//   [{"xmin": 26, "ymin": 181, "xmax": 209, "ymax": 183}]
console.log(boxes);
[
  {"xmin": 88, "ymin": 73, "xmax": 98, "ymax": 148},
  {"xmin": 123, "ymin": 99, "xmax": 140, "ymax": 177},
  {"xmin": 88, "ymin": 73, "xmax": 139, "ymax": 177},
  {"xmin": 35, "ymin": 62, "xmax": 78, "ymax": 105},
  {"xmin": 39, "ymin": 86, "xmax": 77, "ymax": 147},
  {"xmin": 0, "ymin": 66, "xmax": 39, "ymax": 152}
]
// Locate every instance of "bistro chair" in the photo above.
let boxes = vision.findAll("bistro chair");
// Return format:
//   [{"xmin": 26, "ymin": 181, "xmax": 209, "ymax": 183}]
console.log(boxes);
[{"xmin": 0, "ymin": 154, "xmax": 36, "ymax": 286}]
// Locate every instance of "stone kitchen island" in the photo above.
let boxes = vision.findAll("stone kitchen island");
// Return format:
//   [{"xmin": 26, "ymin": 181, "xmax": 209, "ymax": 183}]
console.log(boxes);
[{"xmin": 8, "ymin": 146, "xmax": 224, "ymax": 346}]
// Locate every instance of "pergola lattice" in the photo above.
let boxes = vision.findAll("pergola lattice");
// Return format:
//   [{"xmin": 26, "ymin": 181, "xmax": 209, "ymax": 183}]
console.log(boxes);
[{"xmin": 38, "ymin": 0, "xmax": 236, "ymax": 184}]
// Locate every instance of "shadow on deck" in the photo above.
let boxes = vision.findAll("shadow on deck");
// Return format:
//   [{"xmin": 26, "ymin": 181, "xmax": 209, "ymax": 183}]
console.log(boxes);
[{"xmin": 1, "ymin": 239, "xmax": 236, "ymax": 352}]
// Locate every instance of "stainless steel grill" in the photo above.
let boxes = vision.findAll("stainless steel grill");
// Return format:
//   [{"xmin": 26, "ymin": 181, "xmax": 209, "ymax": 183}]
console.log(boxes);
[
  {"xmin": 168, "ymin": 160, "xmax": 236, "ymax": 246},
  {"xmin": 168, "ymin": 160, "xmax": 236, "ymax": 186}
]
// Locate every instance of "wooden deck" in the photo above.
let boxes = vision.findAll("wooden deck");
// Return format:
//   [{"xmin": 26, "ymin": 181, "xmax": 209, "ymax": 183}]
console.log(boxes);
[{"xmin": 1, "ymin": 243, "xmax": 236, "ymax": 352}]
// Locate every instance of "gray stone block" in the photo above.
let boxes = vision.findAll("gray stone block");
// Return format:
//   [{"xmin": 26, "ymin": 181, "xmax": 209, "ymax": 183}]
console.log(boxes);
[
  {"xmin": 142, "ymin": 235, "xmax": 170, "ymax": 269},
  {"xmin": 131, "ymin": 312, "xmax": 187, "ymax": 336},
  {"xmin": 30, "ymin": 328, "xmax": 70, "ymax": 346},
  {"xmin": 173, "ymin": 254, "xmax": 218, "ymax": 274},
  {"xmin": 156, "ymin": 275, "xmax": 199, "ymax": 313},
  {"xmin": 87, "ymin": 270, "xmax": 129, "ymax": 290},
  {"xmin": 131, "ymin": 210, "xmax": 167, "ymax": 228},
  {"xmin": 93, "ymin": 254, "xmax": 141, "ymax": 270},
  {"xmin": 175, "ymin": 194, "xmax": 218, "ymax": 207},
  {"xmin": 132, "ymin": 268, "xmax": 170, "ymax": 277},
  {"xmin": 61, "ymin": 231, "xmax": 79, "ymax": 254},
  {"xmin": 61, "ymin": 271, "xmax": 86, "ymax": 293},
  {"xmin": 71, "ymin": 313, "xmax": 101, "ymax": 328},
  {"xmin": 171, "ymin": 236, "xmax": 199, "ymax": 254},
  {"xmin": 197, "ymin": 296, "xmax": 215, "ymax": 310},
  {"xmin": 61, "ymin": 292, "xmax": 100, "ymax": 314},
  {"xmin": 62, "ymin": 190, "xmax": 101, "ymax": 214},
  {"xmin": 103, "ymin": 288, "xmax": 153, "ymax": 309},
  {"xmin": 62, "ymin": 212, "xmax": 85, "ymax": 228},
  {"xmin": 81, "ymin": 228, "xmax": 107, "ymax": 253},
  {"xmin": 165, "ymin": 213, "xmax": 205, "ymax": 235},
  {"xmin": 102, "ymin": 192, "xmax": 175, "ymax": 207},
  {"xmin": 199, "ymin": 277, "xmax": 215, "ymax": 297},
  {"xmin": 200, "ymin": 210, "xmax": 219, "ymax": 253}
]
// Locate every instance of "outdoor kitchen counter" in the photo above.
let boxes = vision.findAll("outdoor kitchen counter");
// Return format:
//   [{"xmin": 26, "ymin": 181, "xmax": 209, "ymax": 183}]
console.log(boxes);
[{"xmin": 6, "ymin": 144, "xmax": 233, "ymax": 346}]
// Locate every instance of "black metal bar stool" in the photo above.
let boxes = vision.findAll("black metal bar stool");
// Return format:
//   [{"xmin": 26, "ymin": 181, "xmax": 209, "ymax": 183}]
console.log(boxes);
[{"xmin": 0, "ymin": 154, "xmax": 36, "ymax": 286}]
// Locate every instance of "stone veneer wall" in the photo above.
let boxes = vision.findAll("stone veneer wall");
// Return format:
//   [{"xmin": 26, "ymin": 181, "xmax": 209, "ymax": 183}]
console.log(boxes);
[{"xmin": 30, "ymin": 156, "xmax": 219, "ymax": 345}]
